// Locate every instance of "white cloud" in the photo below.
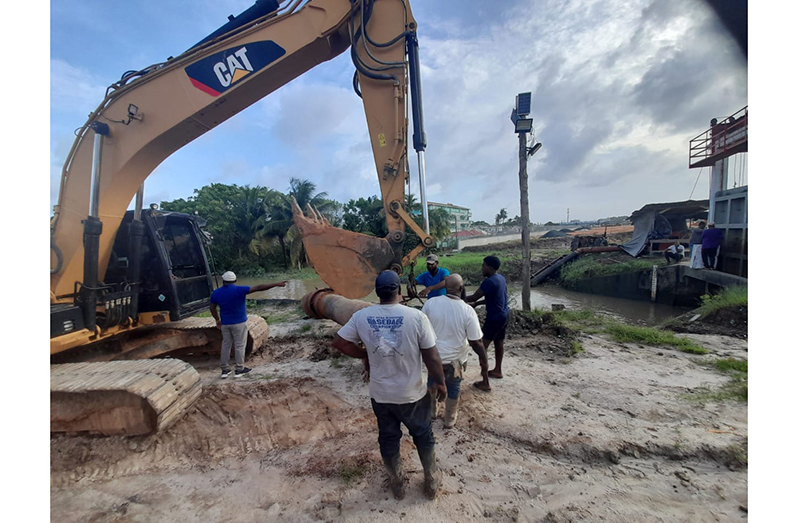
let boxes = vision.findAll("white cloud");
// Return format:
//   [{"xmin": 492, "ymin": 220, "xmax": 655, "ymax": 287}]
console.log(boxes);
[{"xmin": 50, "ymin": 59, "xmax": 107, "ymax": 115}]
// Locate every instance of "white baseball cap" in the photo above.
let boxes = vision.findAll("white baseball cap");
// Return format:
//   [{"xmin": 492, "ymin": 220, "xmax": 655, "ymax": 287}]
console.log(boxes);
[{"xmin": 222, "ymin": 271, "xmax": 237, "ymax": 282}]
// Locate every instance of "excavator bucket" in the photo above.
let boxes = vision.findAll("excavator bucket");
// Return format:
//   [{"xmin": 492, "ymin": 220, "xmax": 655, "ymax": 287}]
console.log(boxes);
[{"xmin": 292, "ymin": 197, "xmax": 396, "ymax": 299}]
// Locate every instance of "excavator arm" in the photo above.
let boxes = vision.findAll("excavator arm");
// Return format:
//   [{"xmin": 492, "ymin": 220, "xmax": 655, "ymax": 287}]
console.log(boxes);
[{"xmin": 51, "ymin": 0, "xmax": 432, "ymax": 305}]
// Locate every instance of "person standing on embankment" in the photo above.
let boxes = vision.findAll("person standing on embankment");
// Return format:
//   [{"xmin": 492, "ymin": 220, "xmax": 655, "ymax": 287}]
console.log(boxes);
[
  {"xmin": 422, "ymin": 273, "xmax": 491, "ymax": 429},
  {"xmin": 701, "ymin": 223, "xmax": 724, "ymax": 270},
  {"xmin": 210, "ymin": 271, "xmax": 286, "ymax": 379},
  {"xmin": 465, "ymin": 256, "xmax": 510, "ymax": 379}
]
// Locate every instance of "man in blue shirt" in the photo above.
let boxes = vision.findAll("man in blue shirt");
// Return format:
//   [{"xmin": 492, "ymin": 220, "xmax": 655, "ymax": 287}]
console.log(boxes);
[
  {"xmin": 210, "ymin": 271, "xmax": 286, "ymax": 378},
  {"xmin": 465, "ymin": 256, "xmax": 510, "ymax": 379},
  {"xmin": 416, "ymin": 254, "xmax": 451, "ymax": 298},
  {"xmin": 701, "ymin": 222, "xmax": 724, "ymax": 270}
]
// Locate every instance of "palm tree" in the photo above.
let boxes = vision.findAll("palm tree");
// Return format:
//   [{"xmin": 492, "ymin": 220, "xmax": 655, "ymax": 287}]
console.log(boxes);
[
  {"xmin": 251, "ymin": 178, "xmax": 338, "ymax": 269},
  {"xmin": 405, "ymin": 193, "xmax": 421, "ymax": 215},
  {"xmin": 249, "ymin": 189, "xmax": 292, "ymax": 268},
  {"xmin": 495, "ymin": 208, "xmax": 508, "ymax": 226}
]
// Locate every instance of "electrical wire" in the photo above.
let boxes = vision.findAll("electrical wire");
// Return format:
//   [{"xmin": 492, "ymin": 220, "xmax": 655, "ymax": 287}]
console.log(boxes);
[{"xmin": 688, "ymin": 167, "xmax": 704, "ymax": 200}]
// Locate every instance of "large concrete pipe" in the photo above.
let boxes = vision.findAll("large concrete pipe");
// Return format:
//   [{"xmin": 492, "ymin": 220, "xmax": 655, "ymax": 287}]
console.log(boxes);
[{"xmin": 301, "ymin": 289, "xmax": 373, "ymax": 326}]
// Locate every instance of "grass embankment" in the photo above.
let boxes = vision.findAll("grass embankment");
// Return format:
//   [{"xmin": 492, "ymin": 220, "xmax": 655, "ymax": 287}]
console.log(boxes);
[
  {"xmin": 695, "ymin": 285, "xmax": 748, "ymax": 317},
  {"xmin": 660, "ymin": 285, "xmax": 748, "ymax": 335},
  {"xmin": 524, "ymin": 308, "xmax": 708, "ymax": 355},
  {"xmin": 559, "ymin": 256, "xmax": 657, "ymax": 287},
  {"xmin": 406, "ymin": 248, "xmax": 571, "ymax": 285}
]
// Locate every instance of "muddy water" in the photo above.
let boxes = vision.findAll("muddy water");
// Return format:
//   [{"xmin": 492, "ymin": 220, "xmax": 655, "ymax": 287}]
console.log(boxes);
[{"xmin": 233, "ymin": 275, "xmax": 689, "ymax": 326}]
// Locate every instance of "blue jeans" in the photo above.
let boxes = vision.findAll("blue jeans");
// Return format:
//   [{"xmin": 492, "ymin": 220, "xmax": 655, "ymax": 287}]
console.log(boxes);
[
  {"xmin": 370, "ymin": 393, "xmax": 435, "ymax": 458},
  {"xmin": 427, "ymin": 362, "xmax": 466, "ymax": 399}
]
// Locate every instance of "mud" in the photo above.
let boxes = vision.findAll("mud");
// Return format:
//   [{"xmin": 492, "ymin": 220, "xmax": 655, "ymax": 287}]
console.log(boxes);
[
  {"xmin": 666, "ymin": 306, "xmax": 748, "ymax": 339},
  {"xmin": 51, "ymin": 305, "xmax": 748, "ymax": 522}
]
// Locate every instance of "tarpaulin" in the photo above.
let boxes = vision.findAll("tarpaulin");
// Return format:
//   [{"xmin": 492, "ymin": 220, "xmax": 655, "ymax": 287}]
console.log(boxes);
[{"xmin": 620, "ymin": 212, "xmax": 672, "ymax": 257}]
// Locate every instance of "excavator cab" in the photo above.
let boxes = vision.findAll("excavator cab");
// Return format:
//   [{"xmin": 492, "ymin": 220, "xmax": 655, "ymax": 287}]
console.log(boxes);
[{"xmin": 105, "ymin": 209, "xmax": 214, "ymax": 322}]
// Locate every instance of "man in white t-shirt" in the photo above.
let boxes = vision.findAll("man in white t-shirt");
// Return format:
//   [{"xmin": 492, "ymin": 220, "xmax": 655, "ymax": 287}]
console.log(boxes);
[
  {"xmin": 665, "ymin": 240, "xmax": 685, "ymax": 264},
  {"xmin": 332, "ymin": 270, "xmax": 447, "ymax": 500},
  {"xmin": 422, "ymin": 274, "xmax": 491, "ymax": 429}
]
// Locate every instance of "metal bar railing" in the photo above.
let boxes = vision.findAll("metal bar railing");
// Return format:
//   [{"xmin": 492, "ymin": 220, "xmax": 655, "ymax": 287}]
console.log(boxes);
[{"xmin": 689, "ymin": 106, "xmax": 747, "ymax": 167}]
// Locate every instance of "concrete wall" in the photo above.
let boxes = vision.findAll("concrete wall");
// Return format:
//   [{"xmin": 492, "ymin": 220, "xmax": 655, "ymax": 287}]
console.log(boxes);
[
  {"xmin": 563, "ymin": 265, "xmax": 715, "ymax": 307},
  {"xmin": 457, "ymin": 233, "xmax": 521, "ymax": 250}
]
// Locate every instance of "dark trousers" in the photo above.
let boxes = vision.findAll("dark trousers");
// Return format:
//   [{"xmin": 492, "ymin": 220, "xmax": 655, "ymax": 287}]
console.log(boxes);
[
  {"xmin": 665, "ymin": 252, "xmax": 683, "ymax": 264},
  {"xmin": 427, "ymin": 362, "xmax": 466, "ymax": 399},
  {"xmin": 371, "ymin": 393, "xmax": 435, "ymax": 458},
  {"xmin": 702, "ymin": 246, "xmax": 718, "ymax": 269}
]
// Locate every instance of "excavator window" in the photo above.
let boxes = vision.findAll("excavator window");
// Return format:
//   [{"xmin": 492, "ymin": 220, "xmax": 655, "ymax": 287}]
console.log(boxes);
[{"xmin": 161, "ymin": 220, "xmax": 205, "ymax": 279}]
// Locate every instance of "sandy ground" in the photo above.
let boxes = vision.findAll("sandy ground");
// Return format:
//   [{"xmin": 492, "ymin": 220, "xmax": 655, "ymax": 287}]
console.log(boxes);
[{"xmin": 51, "ymin": 310, "xmax": 747, "ymax": 522}]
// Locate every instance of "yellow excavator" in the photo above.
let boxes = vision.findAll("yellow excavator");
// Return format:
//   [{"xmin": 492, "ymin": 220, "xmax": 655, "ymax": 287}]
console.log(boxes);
[{"xmin": 50, "ymin": 0, "xmax": 435, "ymax": 436}]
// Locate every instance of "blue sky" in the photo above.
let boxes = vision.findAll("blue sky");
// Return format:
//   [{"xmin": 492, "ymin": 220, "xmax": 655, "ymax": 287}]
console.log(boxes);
[{"xmin": 50, "ymin": 0, "xmax": 748, "ymax": 224}]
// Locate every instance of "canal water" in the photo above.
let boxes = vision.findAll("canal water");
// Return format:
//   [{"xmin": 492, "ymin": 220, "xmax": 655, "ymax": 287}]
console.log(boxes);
[{"xmin": 232, "ymin": 276, "xmax": 690, "ymax": 326}]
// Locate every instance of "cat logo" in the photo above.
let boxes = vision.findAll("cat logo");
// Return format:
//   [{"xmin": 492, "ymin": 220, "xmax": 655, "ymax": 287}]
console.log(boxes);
[
  {"xmin": 185, "ymin": 40, "xmax": 286, "ymax": 97},
  {"xmin": 213, "ymin": 47, "xmax": 254, "ymax": 87}
]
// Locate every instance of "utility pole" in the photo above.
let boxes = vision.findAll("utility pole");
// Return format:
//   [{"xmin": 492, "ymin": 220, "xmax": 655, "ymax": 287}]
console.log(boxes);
[
  {"xmin": 518, "ymin": 130, "xmax": 531, "ymax": 311},
  {"xmin": 511, "ymin": 93, "xmax": 542, "ymax": 312}
]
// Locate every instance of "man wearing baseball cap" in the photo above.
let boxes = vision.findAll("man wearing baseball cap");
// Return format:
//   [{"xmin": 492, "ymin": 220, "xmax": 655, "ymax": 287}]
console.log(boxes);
[
  {"xmin": 333, "ymin": 270, "xmax": 447, "ymax": 500},
  {"xmin": 210, "ymin": 271, "xmax": 286, "ymax": 379},
  {"xmin": 416, "ymin": 254, "xmax": 451, "ymax": 299}
]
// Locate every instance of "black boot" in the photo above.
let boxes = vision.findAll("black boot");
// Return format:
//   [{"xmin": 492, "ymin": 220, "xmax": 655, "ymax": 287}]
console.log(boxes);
[
  {"xmin": 382, "ymin": 453, "xmax": 405, "ymax": 500},
  {"xmin": 416, "ymin": 446, "xmax": 440, "ymax": 500}
]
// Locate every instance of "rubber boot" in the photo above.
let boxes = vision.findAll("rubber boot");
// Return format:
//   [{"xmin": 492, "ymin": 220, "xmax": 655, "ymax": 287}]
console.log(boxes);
[
  {"xmin": 443, "ymin": 397, "xmax": 459, "ymax": 429},
  {"xmin": 382, "ymin": 453, "xmax": 405, "ymax": 500},
  {"xmin": 417, "ymin": 446, "xmax": 441, "ymax": 500}
]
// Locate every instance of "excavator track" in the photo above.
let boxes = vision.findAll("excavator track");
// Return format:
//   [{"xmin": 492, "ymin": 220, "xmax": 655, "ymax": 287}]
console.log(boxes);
[
  {"xmin": 50, "ymin": 316, "xmax": 270, "ymax": 436},
  {"xmin": 51, "ymin": 315, "xmax": 270, "ymax": 363},
  {"xmin": 51, "ymin": 359, "xmax": 202, "ymax": 436}
]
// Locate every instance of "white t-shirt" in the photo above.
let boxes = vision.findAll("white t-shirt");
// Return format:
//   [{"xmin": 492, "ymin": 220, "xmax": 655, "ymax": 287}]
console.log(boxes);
[
  {"xmin": 422, "ymin": 296, "xmax": 483, "ymax": 365},
  {"xmin": 337, "ymin": 303, "xmax": 437, "ymax": 404},
  {"xmin": 667, "ymin": 244, "xmax": 685, "ymax": 254}
]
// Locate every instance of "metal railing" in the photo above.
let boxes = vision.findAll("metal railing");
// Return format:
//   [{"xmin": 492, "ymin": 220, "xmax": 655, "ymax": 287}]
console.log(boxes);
[{"xmin": 689, "ymin": 106, "xmax": 748, "ymax": 168}]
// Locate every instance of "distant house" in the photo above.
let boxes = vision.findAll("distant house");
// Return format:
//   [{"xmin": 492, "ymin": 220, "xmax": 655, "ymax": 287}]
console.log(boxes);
[{"xmin": 413, "ymin": 201, "xmax": 472, "ymax": 232}]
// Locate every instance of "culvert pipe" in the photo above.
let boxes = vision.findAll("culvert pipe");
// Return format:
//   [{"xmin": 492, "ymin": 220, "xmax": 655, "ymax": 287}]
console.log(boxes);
[{"xmin": 301, "ymin": 289, "xmax": 372, "ymax": 326}]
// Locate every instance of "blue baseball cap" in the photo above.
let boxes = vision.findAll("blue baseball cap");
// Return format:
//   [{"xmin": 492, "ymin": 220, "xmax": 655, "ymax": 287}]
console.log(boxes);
[{"xmin": 375, "ymin": 270, "xmax": 401, "ymax": 291}]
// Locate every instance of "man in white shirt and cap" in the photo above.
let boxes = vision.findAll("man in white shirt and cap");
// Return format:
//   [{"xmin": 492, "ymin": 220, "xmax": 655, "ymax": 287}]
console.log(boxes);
[
  {"xmin": 422, "ymin": 274, "xmax": 491, "ymax": 429},
  {"xmin": 332, "ymin": 270, "xmax": 447, "ymax": 500}
]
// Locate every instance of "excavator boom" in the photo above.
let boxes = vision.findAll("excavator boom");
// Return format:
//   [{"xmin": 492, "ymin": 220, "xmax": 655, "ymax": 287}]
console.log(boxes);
[
  {"xmin": 50, "ymin": 0, "xmax": 431, "ymax": 435},
  {"xmin": 51, "ymin": 0, "xmax": 430, "ymax": 304}
]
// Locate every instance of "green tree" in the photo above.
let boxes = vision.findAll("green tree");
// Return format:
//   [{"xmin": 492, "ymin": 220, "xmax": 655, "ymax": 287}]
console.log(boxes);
[
  {"xmin": 495, "ymin": 208, "xmax": 508, "ymax": 226},
  {"xmin": 251, "ymin": 178, "xmax": 340, "ymax": 269},
  {"xmin": 161, "ymin": 183, "xmax": 275, "ymax": 273},
  {"xmin": 342, "ymin": 196, "xmax": 387, "ymax": 236}
]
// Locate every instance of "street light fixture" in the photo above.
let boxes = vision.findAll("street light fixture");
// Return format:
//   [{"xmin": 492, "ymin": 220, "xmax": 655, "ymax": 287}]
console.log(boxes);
[
  {"xmin": 527, "ymin": 142, "xmax": 543, "ymax": 157},
  {"xmin": 514, "ymin": 117, "xmax": 534, "ymax": 133}
]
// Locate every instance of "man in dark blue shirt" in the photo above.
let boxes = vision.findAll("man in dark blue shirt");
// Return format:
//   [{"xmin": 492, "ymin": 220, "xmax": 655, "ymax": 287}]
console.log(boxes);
[
  {"xmin": 210, "ymin": 271, "xmax": 286, "ymax": 378},
  {"xmin": 701, "ymin": 223, "xmax": 724, "ymax": 270},
  {"xmin": 465, "ymin": 256, "xmax": 510, "ymax": 379},
  {"xmin": 416, "ymin": 254, "xmax": 451, "ymax": 298}
]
